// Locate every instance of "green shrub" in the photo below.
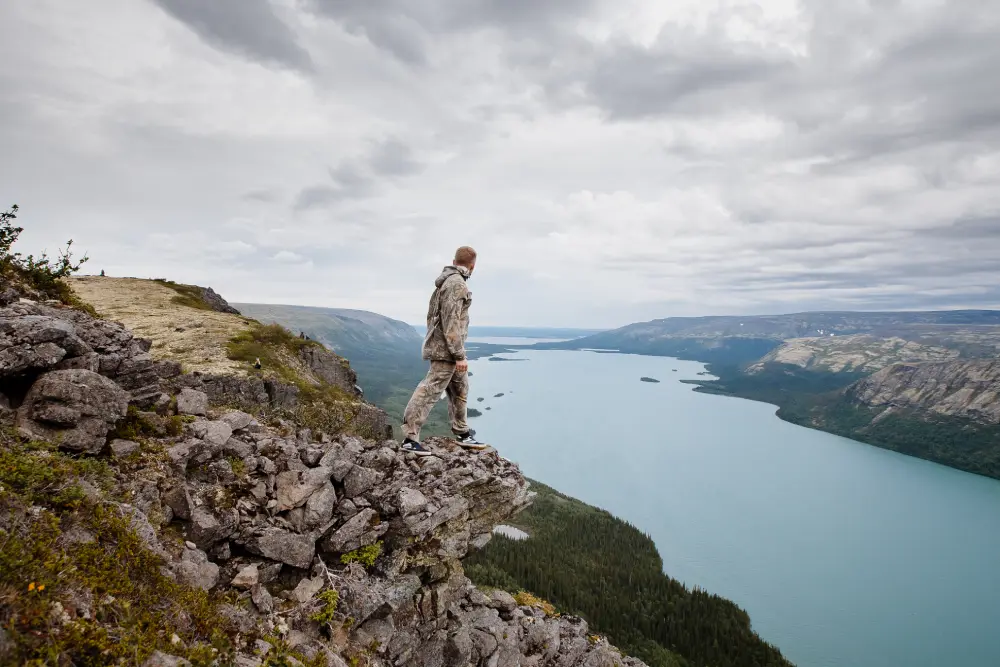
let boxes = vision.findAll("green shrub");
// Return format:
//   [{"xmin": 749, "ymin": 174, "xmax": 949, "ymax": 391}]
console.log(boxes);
[
  {"xmin": 0, "ymin": 204, "xmax": 89, "ymax": 301},
  {"xmin": 309, "ymin": 589, "xmax": 340, "ymax": 624}
]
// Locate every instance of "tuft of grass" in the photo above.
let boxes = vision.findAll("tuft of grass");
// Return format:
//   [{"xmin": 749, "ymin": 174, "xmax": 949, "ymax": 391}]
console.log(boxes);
[
  {"xmin": 340, "ymin": 542, "xmax": 382, "ymax": 568},
  {"xmin": 153, "ymin": 279, "xmax": 213, "ymax": 311},
  {"xmin": 513, "ymin": 590, "xmax": 558, "ymax": 617}
]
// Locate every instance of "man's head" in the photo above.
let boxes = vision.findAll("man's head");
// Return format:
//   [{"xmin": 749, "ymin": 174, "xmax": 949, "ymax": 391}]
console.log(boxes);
[{"xmin": 454, "ymin": 246, "xmax": 477, "ymax": 274}]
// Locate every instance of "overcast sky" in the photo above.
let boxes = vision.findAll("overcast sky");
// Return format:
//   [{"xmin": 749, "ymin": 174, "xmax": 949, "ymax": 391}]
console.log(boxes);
[{"xmin": 2, "ymin": 0, "xmax": 998, "ymax": 327}]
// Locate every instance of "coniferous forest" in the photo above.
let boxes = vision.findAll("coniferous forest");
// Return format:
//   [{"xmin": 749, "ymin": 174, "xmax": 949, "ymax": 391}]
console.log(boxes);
[{"xmin": 465, "ymin": 480, "xmax": 793, "ymax": 667}]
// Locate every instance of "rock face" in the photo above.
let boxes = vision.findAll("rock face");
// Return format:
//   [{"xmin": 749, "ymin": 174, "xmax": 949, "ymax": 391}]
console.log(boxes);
[
  {"xmin": 0, "ymin": 301, "xmax": 177, "ymax": 408},
  {"xmin": 848, "ymin": 359, "xmax": 1000, "ymax": 423},
  {"xmin": 199, "ymin": 286, "xmax": 241, "ymax": 315},
  {"xmin": 749, "ymin": 334, "xmax": 959, "ymax": 374}
]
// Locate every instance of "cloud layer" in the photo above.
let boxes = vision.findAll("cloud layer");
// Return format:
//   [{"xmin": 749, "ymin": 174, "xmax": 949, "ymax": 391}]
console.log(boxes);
[{"xmin": 2, "ymin": 0, "xmax": 998, "ymax": 327}]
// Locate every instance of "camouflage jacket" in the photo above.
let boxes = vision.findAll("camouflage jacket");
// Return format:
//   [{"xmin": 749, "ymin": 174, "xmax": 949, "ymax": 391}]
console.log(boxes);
[{"xmin": 422, "ymin": 265, "xmax": 472, "ymax": 362}]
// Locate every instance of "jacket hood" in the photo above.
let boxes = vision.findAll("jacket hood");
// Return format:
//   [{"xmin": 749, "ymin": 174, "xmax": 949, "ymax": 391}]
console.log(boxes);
[{"xmin": 434, "ymin": 264, "xmax": 469, "ymax": 288}]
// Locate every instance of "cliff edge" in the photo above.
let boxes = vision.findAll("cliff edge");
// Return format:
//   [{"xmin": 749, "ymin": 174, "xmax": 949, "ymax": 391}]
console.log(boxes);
[{"xmin": 0, "ymin": 287, "xmax": 646, "ymax": 667}]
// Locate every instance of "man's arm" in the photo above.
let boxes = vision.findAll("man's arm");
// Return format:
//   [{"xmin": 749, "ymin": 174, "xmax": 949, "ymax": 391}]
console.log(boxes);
[{"xmin": 439, "ymin": 279, "xmax": 468, "ymax": 363}]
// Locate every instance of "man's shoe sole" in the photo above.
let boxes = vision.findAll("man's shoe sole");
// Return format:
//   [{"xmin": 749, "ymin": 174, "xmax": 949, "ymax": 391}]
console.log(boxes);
[
  {"xmin": 457, "ymin": 442, "xmax": 489, "ymax": 451},
  {"xmin": 401, "ymin": 446, "xmax": 434, "ymax": 457}
]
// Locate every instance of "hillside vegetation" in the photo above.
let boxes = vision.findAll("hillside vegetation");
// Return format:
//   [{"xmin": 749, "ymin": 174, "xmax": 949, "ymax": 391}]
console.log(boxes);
[{"xmin": 466, "ymin": 481, "xmax": 792, "ymax": 667}]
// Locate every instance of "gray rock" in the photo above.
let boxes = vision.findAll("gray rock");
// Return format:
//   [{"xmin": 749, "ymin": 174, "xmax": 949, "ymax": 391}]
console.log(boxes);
[
  {"xmin": 220, "ymin": 410, "xmax": 254, "ymax": 431},
  {"xmin": 330, "ymin": 458, "xmax": 354, "ymax": 483},
  {"xmin": 231, "ymin": 564, "xmax": 259, "ymax": 589},
  {"xmin": 275, "ymin": 466, "xmax": 333, "ymax": 511},
  {"xmin": 488, "ymin": 590, "xmax": 518, "ymax": 613},
  {"xmin": 143, "ymin": 651, "xmax": 191, "ymax": 667},
  {"xmin": 251, "ymin": 583, "xmax": 274, "ymax": 614},
  {"xmin": 110, "ymin": 438, "xmax": 139, "ymax": 458},
  {"xmin": 109, "ymin": 503, "xmax": 167, "ymax": 558},
  {"xmin": 17, "ymin": 369, "xmax": 129, "ymax": 453},
  {"xmin": 162, "ymin": 484, "xmax": 192, "ymax": 521},
  {"xmin": 342, "ymin": 465, "xmax": 383, "ymax": 499},
  {"xmin": 191, "ymin": 420, "xmax": 233, "ymax": 447},
  {"xmin": 304, "ymin": 482, "xmax": 337, "ymax": 528},
  {"xmin": 322, "ymin": 508, "xmax": 382, "ymax": 553},
  {"xmin": 0, "ymin": 314, "xmax": 91, "ymax": 377},
  {"xmin": 188, "ymin": 507, "xmax": 235, "ymax": 548},
  {"xmin": 176, "ymin": 388, "xmax": 208, "ymax": 416},
  {"xmin": 300, "ymin": 446, "xmax": 324, "ymax": 467},
  {"xmin": 258, "ymin": 561, "xmax": 283, "ymax": 583},
  {"xmin": 397, "ymin": 487, "xmax": 428, "ymax": 517},
  {"xmin": 174, "ymin": 548, "xmax": 220, "ymax": 591},
  {"xmin": 243, "ymin": 528, "xmax": 315, "ymax": 569},
  {"xmin": 288, "ymin": 575, "xmax": 324, "ymax": 603}
]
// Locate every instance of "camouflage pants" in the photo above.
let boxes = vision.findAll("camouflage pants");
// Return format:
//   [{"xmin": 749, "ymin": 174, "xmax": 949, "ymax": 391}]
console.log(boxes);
[{"xmin": 402, "ymin": 361, "xmax": 468, "ymax": 441}]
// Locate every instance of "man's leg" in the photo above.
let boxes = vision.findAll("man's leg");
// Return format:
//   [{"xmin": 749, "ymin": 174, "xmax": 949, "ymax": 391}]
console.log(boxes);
[
  {"xmin": 401, "ymin": 361, "xmax": 455, "ymax": 442},
  {"xmin": 445, "ymin": 368, "xmax": 469, "ymax": 435}
]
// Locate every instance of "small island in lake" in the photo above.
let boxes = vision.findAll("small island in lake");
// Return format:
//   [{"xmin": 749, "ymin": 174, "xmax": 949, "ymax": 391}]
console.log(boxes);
[
  {"xmin": 477, "ymin": 397, "xmax": 485, "ymax": 402},
  {"xmin": 494, "ymin": 392, "xmax": 505, "ymax": 398},
  {"xmin": 640, "ymin": 377, "xmax": 660, "ymax": 383},
  {"xmin": 468, "ymin": 408, "xmax": 483, "ymax": 418}
]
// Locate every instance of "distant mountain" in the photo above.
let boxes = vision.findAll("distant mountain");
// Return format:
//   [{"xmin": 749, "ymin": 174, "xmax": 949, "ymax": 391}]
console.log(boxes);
[{"xmin": 536, "ymin": 310, "xmax": 1000, "ymax": 366}]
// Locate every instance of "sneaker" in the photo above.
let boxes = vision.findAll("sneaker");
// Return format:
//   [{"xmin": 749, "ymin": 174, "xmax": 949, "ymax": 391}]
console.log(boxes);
[
  {"xmin": 453, "ymin": 430, "xmax": 488, "ymax": 450},
  {"xmin": 401, "ymin": 439, "xmax": 434, "ymax": 457}
]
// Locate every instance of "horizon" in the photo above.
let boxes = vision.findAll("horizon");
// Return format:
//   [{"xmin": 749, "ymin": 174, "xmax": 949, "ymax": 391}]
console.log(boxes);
[{"xmin": 4, "ymin": 1, "xmax": 1000, "ymax": 328}]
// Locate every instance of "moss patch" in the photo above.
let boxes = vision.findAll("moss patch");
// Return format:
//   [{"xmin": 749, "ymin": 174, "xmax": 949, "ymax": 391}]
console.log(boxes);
[
  {"xmin": 340, "ymin": 542, "xmax": 382, "ymax": 568},
  {"xmin": 0, "ymin": 428, "xmax": 246, "ymax": 666},
  {"xmin": 153, "ymin": 279, "xmax": 214, "ymax": 311}
]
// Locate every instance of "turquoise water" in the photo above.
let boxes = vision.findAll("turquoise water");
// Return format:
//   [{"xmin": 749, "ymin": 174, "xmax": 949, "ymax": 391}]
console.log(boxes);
[{"xmin": 465, "ymin": 346, "xmax": 1000, "ymax": 667}]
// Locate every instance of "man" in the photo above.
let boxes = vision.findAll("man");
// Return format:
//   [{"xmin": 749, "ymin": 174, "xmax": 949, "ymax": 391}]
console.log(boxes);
[{"xmin": 401, "ymin": 246, "xmax": 487, "ymax": 456}]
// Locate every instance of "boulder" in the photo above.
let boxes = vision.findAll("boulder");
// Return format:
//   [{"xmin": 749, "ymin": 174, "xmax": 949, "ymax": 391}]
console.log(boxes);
[
  {"xmin": 230, "ymin": 564, "xmax": 259, "ymax": 589},
  {"xmin": 176, "ymin": 388, "xmax": 208, "ymax": 416},
  {"xmin": 342, "ymin": 465, "xmax": 383, "ymax": 499},
  {"xmin": 275, "ymin": 467, "xmax": 334, "ymax": 511},
  {"xmin": 190, "ymin": 420, "xmax": 233, "ymax": 447},
  {"xmin": 17, "ymin": 369, "xmax": 129, "ymax": 453},
  {"xmin": 110, "ymin": 439, "xmax": 139, "ymax": 458},
  {"xmin": 219, "ymin": 410, "xmax": 254, "ymax": 431},
  {"xmin": 304, "ymin": 482, "xmax": 338, "ymax": 528},
  {"xmin": 397, "ymin": 487, "xmax": 428, "ymax": 517},
  {"xmin": 174, "ymin": 547, "xmax": 220, "ymax": 591},
  {"xmin": 288, "ymin": 576, "xmax": 324, "ymax": 603},
  {"xmin": 243, "ymin": 528, "xmax": 315, "ymax": 569},
  {"xmin": 321, "ymin": 508, "xmax": 386, "ymax": 553}
]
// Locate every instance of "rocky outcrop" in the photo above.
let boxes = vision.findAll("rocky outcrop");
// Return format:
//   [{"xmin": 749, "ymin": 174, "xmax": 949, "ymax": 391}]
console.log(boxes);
[
  {"xmin": 848, "ymin": 359, "xmax": 1000, "ymax": 423},
  {"xmin": 199, "ymin": 286, "xmax": 241, "ymax": 315},
  {"xmin": 0, "ymin": 301, "xmax": 179, "ymax": 409},
  {"xmin": 749, "ymin": 334, "xmax": 959, "ymax": 374},
  {"xmin": 123, "ymin": 407, "xmax": 638, "ymax": 667},
  {"xmin": 0, "ymin": 293, "xmax": 646, "ymax": 667}
]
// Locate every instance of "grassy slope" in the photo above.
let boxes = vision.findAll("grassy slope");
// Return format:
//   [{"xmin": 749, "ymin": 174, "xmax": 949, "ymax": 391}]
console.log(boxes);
[{"xmin": 466, "ymin": 480, "xmax": 792, "ymax": 667}]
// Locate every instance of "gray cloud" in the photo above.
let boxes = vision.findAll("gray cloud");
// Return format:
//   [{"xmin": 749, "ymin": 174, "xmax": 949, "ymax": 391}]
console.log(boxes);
[
  {"xmin": 150, "ymin": 0, "xmax": 313, "ymax": 71},
  {"xmin": 2, "ymin": 0, "xmax": 999, "ymax": 326}
]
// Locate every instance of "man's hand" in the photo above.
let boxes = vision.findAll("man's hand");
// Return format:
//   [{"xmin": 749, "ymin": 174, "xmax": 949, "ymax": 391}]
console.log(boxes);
[{"xmin": 456, "ymin": 359, "xmax": 469, "ymax": 373}]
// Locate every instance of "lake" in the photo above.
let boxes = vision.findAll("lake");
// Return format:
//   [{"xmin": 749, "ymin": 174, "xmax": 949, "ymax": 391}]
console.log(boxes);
[{"xmin": 464, "ymin": 344, "xmax": 1000, "ymax": 667}]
